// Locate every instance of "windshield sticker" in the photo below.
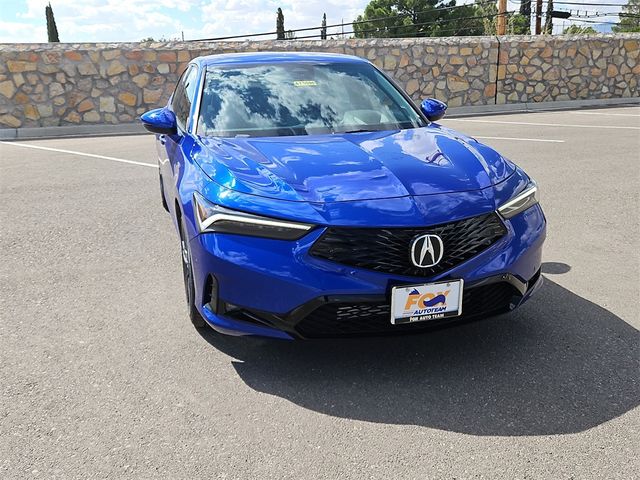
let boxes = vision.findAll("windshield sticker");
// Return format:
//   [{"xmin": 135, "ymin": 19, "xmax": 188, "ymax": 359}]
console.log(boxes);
[{"xmin": 293, "ymin": 80, "xmax": 317, "ymax": 87}]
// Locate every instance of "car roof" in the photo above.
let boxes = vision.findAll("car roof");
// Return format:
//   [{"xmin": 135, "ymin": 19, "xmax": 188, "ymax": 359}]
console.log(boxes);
[{"xmin": 194, "ymin": 51, "xmax": 369, "ymax": 68}]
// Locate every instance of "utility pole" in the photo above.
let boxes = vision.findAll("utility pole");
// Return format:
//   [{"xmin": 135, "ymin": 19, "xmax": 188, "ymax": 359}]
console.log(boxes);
[
  {"xmin": 535, "ymin": 0, "xmax": 543, "ymax": 34},
  {"xmin": 497, "ymin": 0, "xmax": 507, "ymax": 35}
]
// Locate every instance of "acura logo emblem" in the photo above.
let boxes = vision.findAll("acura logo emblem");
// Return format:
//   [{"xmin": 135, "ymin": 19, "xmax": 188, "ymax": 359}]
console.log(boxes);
[{"xmin": 410, "ymin": 234, "xmax": 444, "ymax": 268}]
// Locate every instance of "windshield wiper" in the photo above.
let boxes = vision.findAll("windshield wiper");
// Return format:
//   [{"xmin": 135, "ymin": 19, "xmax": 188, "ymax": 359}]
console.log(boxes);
[{"xmin": 336, "ymin": 128, "xmax": 375, "ymax": 134}]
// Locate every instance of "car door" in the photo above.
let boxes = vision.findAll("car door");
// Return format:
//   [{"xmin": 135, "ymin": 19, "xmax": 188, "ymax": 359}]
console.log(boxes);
[{"xmin": 161, "ymin": 64, "xmax": 199, "ymax": 221}]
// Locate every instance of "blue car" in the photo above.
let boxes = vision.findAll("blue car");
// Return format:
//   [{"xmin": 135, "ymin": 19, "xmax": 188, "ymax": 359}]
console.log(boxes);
[{"xmin": 141, "ymin": 52, "xmax": 545, "ymax": 340}]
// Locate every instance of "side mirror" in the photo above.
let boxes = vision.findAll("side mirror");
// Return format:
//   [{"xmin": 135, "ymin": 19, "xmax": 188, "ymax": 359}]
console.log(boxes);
[
  {"xmin": 140, "ymin": 108, "xmax": 177, "ymax": 135},
  {"xmin": 420, "ymin": 98, "xmax": 447, "ymax": 122}
]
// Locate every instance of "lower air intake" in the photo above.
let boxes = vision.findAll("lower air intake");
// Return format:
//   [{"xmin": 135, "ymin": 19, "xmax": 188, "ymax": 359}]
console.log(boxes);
[{"xmin": 295, "ymin": 282, "xmax": 517, "ymax": 338}]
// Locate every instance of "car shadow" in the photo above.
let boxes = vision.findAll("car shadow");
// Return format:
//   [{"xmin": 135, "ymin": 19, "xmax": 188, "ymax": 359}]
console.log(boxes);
[{"xmin": 197, "ymin": 265, "xmax": 639, "ymax": 436}]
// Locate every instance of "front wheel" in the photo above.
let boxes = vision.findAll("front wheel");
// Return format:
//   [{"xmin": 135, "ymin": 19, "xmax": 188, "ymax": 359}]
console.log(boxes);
[{"xmin": 179, "ymin": 219, "xmax": 207, "ymax": 329}]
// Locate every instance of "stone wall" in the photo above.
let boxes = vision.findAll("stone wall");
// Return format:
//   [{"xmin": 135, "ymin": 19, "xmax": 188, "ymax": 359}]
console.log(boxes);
[
  {"xmin": 0, "ymin": 34, "xmax": 638, "ymax": 129},
  {"xmin": 497, "ymin": 36, "xmax": 639, "ymax": 103}
]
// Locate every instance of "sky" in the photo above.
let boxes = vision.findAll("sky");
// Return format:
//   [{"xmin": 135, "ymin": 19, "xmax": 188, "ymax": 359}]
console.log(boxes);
[
  {"xmin": 0, "ymin": 0, "xmax": 625, "ymax": 43},
  {"xmin": 0, "ymin": 0, "xmax": 369, "ymax": 43}
]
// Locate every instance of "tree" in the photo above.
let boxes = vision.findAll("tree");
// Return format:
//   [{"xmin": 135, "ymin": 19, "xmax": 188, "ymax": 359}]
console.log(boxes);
[
  {"xmin": 613, "ymin": 0, "xmax": 640, "ymax": 32},
  {"xmin": 276, "ymin": 7, "xmax": 285, "ymax": 39},
  {"xmin": 543, "ymin": 0, "xmax": 553, "ymax": 33},
  {"xmin": 321, "ymin": 13, "xmax": 327, "ymax": 39},
  {"xmin": 519, "ymin": 0, "xmax": 531, "ymax": 17},
  {"xmin": 508, "ymin": 13, "xmax": 530, "ymax": 34},
  {"xmin": 475, "ymin": 0, "xmax": 497, "ymax": 35},
  {"xmin": 140, "ymin": 36, "xmax": 178, "ymax": 42},
  {"xmin": 46, "ymin": 2, "xmax": 60, "ymax": 42},
  {"xmin": 352, "ymin": 0, "xmax": 485, "ymax": 38},
  {"xmin": 563, "ymin": 25, "xmax": 598, "ymax": 34},
  {"xmin": 511, "ymin": 0, "xmax": 531, "ymax": 35}
]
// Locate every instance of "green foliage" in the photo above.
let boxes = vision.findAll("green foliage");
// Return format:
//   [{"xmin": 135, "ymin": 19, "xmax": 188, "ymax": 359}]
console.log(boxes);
[
  {"xmin": 562, "ymin": 25, "xmax": 598, "ymax": 34},
  {"xmin": 321, "ymin": 13, "xmax": 327, "ymax": 39},
  {"xmin": 519, "ymin": 0, "xmax": 532, "ymax": 17},
  {"xmin": 508, "ymin": 13, "xmax": 530, "ymax": 34},
  {"xmin": 613, "ymin": 0, "xmax": 640, "ymax": 33},
  {"xmin": 543, "ymin": 0, "xmax": 553, "ymax": 34},
  {"xmin": 140, "ymin": 36, "xmax": 179, "ymax": 42},
  {"xmin": 516, "ymin": 0, "xmax": 531, "ymax": 33},
  {"xmin": 45, "ymin": 2, "xmax": 60, "ymax": 43},
  {"xmin": 276, "ymin": 7, "xmax": 285, "ymax": 39},
  {"xmin": 475, "ymin": 0, "xmax": 497, "ymax": 35},
  {"xmin": 352, "ymin": 0, "xmax": 486, "ymax": 39}
]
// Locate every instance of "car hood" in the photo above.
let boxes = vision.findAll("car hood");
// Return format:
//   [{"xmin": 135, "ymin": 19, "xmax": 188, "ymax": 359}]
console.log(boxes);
[{"xmin": 195, "ymin": 125, "xmax": 515, "ymax": 203}]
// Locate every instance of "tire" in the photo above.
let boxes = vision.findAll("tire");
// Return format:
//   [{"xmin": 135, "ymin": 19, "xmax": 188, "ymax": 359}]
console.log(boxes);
[
  {"xmin": 179, "ymin": 218, "xmax": 207, "ymax": 329},
  {"xmin": 159, "ymin": 172, "xmax": 169, "ymax": 212}
]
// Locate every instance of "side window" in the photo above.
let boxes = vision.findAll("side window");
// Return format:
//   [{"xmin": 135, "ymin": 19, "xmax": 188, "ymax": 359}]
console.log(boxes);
[
  {"xmin": 185, "ymin": 67, "xmax": 198, "ymax": 103},
  {"xmin": 171, "ymin": 65, "xmax": 198, "ymax": 132}
]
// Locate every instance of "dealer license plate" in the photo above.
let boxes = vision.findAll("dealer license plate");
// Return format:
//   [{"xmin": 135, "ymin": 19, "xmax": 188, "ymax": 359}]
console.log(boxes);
[{"xmin": 390, "ymin": 279, "xmax": 464, "ymax": 325}]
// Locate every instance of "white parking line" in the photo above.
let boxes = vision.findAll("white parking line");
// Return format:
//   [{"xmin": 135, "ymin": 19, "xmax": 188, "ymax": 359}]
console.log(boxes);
[
  {"xmin": 474, "ymin": 136, "xmax": 564, "ymax": 143},
  {"xmin": 569, "ymin": 111, "xmax": 640, "ymax": 117},
  {"xmin": 447, "ymin": 119, "xmax": 640, "ymax": 130},
  {"xmin": 0, "ymin": 141, "xmax": 158, "ymax": 168}
]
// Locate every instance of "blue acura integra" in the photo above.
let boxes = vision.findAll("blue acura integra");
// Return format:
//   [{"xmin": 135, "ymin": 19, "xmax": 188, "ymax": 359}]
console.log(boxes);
[{"xmin": 141, "ymin": 52, "xmax": 546, "ymax": 339}]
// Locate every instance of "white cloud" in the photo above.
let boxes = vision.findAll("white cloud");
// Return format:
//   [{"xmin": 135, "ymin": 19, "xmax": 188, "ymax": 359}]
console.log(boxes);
[
  {"xmin": 9, "ymin": 0, "xmax": 193, "ymax": 42},
  {"xmin": 0, "ymin": 0, "xmax": 628, "ymax": 43},
  {"xmin": 190, "ymin": 0, "xmax": 368, "ymax": 40},
  {"xmin": 0, "ymin": 20, "xmax": 46, "ymax": 43},
  {"xmin": 2, "ymin": 0, "xmax": 369, "ymax": 42}
]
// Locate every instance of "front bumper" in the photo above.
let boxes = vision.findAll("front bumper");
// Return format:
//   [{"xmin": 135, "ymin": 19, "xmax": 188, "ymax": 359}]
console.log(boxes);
[{"xmin": 189, "ymin": 205, "xmax": 546, "ymax": 339}]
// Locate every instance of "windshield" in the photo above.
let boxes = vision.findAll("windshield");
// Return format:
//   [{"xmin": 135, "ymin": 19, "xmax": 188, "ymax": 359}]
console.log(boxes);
[{"xmin": 197, "ymin": 61, "xmax": 426, "ymax": 137}]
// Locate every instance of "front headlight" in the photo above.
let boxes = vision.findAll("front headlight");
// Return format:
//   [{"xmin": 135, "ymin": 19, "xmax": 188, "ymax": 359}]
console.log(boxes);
[
  {"xmin": 193, "ymin": 192, "xmax": 314, "ymax": 240},
  {"xmin": 498, "ymin": 180, "xmax": 539, "ymax": 219}
]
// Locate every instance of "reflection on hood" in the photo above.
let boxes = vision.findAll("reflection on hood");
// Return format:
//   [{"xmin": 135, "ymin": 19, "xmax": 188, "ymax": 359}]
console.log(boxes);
[{"xmin": 195, "ymin": 126, "xmax": 515, "ymax": 204}]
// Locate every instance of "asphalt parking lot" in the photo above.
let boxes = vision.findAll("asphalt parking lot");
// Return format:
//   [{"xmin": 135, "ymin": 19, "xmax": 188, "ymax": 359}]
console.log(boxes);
[{"xmin": 1, "ymin": 105, "xmax": 639, "ymax": 479}]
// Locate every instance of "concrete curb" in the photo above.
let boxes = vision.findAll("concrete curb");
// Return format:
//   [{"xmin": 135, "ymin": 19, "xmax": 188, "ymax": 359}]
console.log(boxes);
[
  {"xmin": 446, "ymin": 97, "xmax": 640, "ymax": 117},
  {"xmin": 0, "ymin": 122, "xmax": 147, "ymax": 140},
  {"xmin": 1, "ymin": 97, "xmax": 639, "ymax": 141}
]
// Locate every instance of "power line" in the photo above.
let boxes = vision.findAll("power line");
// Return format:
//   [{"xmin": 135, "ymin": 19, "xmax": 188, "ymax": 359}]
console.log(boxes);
[
  {"xmin": 557, "ymin": 10, "xmax": 639, "ymax": 18},
  {"xmin": 346, "ymin": 12, "xmax": 507, "ymax": 37},
  {"xmin": 333, "ymin": 24, "xmax": 498, "ymax": 40},
  {"xmin": 563, "ymin": 17, "xmax": 620, "ymax": 24},
  {"xmin": 189, "ymin": 2, "xmax": 630, "ymax": 42},
  {"xmin": 543, "ymin": 1, "xmax": 628, "ymax": 6},
  {"xmin": 581, "ymin": 13, "xmax": 639, "ymax": 17},
  {"xmin": 191, "ymin": 1, "xmax": 496, "ymax": 42},
  {"xmin": 286, "ymin": 12, "xmax": 513, "ymax": 41}
]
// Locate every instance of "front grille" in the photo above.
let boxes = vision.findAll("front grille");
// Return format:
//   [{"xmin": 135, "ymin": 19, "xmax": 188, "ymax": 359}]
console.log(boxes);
[
  {"xmin": 295, "ymin": 282, "xmax": 517, "ymax": 338},
  {"xmin": 310, "ymin": 213, "xmax": 507, "ymax": 277}
]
